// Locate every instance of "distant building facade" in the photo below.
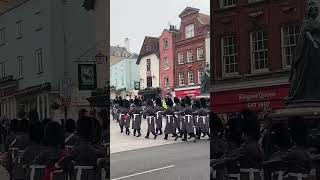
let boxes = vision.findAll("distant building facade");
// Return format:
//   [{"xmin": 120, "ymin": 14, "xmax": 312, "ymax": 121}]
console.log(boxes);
[
  {"xmin": 174, "ymin": 7, "xmax": 210, "ymax": 98},
  {"xmin": 159, "ymin": 26, "xmax": 178, "ymax": 97},
  {"xmin": 110, "ymin": 53, "xmax": 139, "ymax": 99}
]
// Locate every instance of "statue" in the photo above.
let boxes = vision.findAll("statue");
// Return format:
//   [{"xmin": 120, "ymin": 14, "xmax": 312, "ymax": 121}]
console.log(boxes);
[
  {"xmin": 201, "ymin": 63, "xmax": 210, "ymax": 94},
  {"xmin": 288, "ymin": 0, "xmax": 320, "ymax": 104}
]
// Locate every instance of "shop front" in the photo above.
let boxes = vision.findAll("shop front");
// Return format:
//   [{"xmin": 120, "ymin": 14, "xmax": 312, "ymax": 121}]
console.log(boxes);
[
  {"xmin": 175, "ymin": 86, "xmax": 201, "ymax": 98},
  {"xmin": 211, "ymin": 84, "xmax": 289, "ymax": 120}
]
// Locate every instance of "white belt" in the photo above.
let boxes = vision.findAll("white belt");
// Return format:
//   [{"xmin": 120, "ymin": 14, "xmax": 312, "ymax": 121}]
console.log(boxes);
[
  {"xmin": 74, "ymin": 166, "xmax": 94, "ymax": 180},
  {"xmin": 196, "ymin": 116, "xmax": 199, "ymax": 123},
  {"xmin": 51, "ymin": 169, "xmax": 63, "ymax": 180},
  {"xmin": 29, "ymin": 165, "xmax": 46, "ymax": 180},
  {"xmin": 65, "ymin": 145, "xmax": 74, "ymax": 151},
  {"xmin": 240, "ymin": 168, "xmax": 261, "ymax": 180},
  {"xmin": 185, "ymin": 115, "xmax": 192, "ymax": 123},
  {"xmin": 287, "ymin": 172, "xmax": 308, "ymax": 180},
  {"xmin": 147, "ymin": 116, "xmax": 155, "ymax": 124},
  {"xmin": 167, "ymin": 115, "xmax": 173, "ymax": 123},
  {"xmin": 273, "ymin": 171, "xmax": 288, "ymax": 180},
  {"xmin": 211, "ymin": 168, "xmax": 216, "ymax": 178},
  {"xmin": 119, "ymin": 114, "xmax": 124, "ymax": 119},
  {"xmin": 156, "ymin": 111, "xmax": 161, "ymax": 119},
  {"xmin": 133, "ymin": 114, "xmax": 140, "ymax": 121},
  {"xmin": 310, "ymin": 168, "xmax": 316, "ymax": 177},
  {"xmin": 200, "ymin": 116, "xmax": 207, "ymax": 124},
  {"xmin": 228, "ymin": 173, "xmax": 240, "ymax": 179}
]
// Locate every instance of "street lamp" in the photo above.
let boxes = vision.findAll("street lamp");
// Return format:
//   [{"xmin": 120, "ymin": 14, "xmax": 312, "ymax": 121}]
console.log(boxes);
[{"xmin": 95, "ymin": 52, "xmax": 107, "ymax": 64}]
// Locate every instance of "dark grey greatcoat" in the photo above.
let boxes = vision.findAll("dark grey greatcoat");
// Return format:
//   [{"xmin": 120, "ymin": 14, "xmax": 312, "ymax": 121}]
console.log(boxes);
[
  {"xmin": 142, "ymin": 107, "xmax": 157, "ymax": 133},
  {"xmin": 198, "ymin": 108, "xmax": 210, "ymax": 133},
  {"xmin": 183, "ymin": 107, "xmax": 195, "ymax": 134},
  {"xmin": 163, "ymin": 107, "xmax": 175, "ymax": 135},
  {"xmin": 118, "ymin": 107, "xmax": 126, "ymax": 127},
  {"xmin": 130, "ymin": 105, "xmax": 143, "ymax": 130},
  {"xmin": 173, "ymin": 104, "xmax": 182, "ymax": 130},
  {"xmin": 154, "ymin": 105, "xmax": 164, "ymax": 129},
  {"xmin": 123, "ymin": 108, "xmax": 131, "ymax": 129}
]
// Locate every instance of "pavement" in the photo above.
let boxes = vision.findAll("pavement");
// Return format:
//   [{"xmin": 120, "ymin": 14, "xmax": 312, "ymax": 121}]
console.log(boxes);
[{"xmin": 110, "ymin": 115, "xmax": 210, "ymax": 180}]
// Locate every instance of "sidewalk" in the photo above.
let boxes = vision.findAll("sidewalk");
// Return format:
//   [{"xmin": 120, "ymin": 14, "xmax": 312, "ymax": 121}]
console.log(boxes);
[{"xmin": 110, "ymin": 115, "xmax": 181, "ymax": 154}]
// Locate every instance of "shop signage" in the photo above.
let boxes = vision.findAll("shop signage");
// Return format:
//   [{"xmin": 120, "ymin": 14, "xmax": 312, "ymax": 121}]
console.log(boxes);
[{"xmin": 175, "ymin": 88, "xmax": 201, "ymax": 97}]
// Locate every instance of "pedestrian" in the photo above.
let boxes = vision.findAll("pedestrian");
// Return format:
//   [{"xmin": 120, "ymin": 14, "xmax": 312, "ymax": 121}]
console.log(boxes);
[
  {"xmin": 163, "ymin": 98, "xmax": 177, "ymax": 140},
  {"xmin": 154, "ymin": 97, "xmax": 164, "ymax": 135},
  {"xmin": 142, "ymin": 99, "xmax": 158, "ymax": 139},
  {"xmin": 130, "ymin": 98, "xmax": 143, "ymax": 137}
]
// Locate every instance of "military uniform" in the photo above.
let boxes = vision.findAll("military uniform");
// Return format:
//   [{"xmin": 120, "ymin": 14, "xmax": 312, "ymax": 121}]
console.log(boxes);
[
  {"xmin": 64, "ymin": 132, "xmax": 80, "ymax": 152},
  {"xmin": 142, "ymin": 106, "xmax": 157, "ymax": 139},
  {"xmin": 154, "ymin": 105, "xmax": 164, "ymax": 135},
  {"xmin": 130, "ymin": 104, "xmax": 143, "ymax": 137},
  {"xmin": 163, "ymin": 107, "xmax": 176, "ymax": 139}
]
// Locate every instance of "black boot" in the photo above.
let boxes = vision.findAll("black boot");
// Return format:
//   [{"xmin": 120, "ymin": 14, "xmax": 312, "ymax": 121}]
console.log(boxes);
[
  {"xmin": 120, "ymin": 126, "xmax": 123, "ymax": 133},
  {"xmin": 164, "ymin": 134, "xmax": 168, "ymax": 140},
  {"xmin": 175, "ymin": 134, "xmax": 180, "ymax": 141},
  {"xmin": 159, "ymin": 129, "xmax": 163, "ymax": 135},
  {"xmin": 145, "ymin": 132, "xmax": 150, "ymax": 139},
  {"xmin": 153, "ymin": 132, "xmax": 158, "ymax": 139},
  {"xmin": 182, "ymin": 132, "xmax": 187, "ymax": 141},
  {"xmin": 133, "ymin": 129, "xmax": 136, "ymax": 136},
  {"xmin": 137, "ymin": 130, "xmax": 141, "ymax": 137},
  {"xmin": 192, "ymin": 133, "xmax": 197, "ymax": 142}
]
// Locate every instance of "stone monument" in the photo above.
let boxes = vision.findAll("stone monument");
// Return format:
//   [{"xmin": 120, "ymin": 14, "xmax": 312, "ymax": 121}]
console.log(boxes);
[{"xmin": 269, "ymin": 0, "xmax": 320, "ymax": 120}]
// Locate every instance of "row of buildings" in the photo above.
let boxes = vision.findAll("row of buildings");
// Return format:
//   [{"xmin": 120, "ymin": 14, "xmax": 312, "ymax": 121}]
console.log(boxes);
[
  {"xmin": 0, "ymin": 0, "xmax": 108, "ymax": 120},
  {"xmin": 111, "ymin": 7, "xmax": 210, "ymax": 99},
  {"xmin": 211, "ymin": 0, "xmax": 306, "ymax": 119}
]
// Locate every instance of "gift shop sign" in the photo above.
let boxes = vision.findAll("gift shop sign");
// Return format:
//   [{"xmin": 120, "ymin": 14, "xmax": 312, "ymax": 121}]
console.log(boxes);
[{"xmin": 211, "ymin": 84, "xmax": 289, "ymax": 113}]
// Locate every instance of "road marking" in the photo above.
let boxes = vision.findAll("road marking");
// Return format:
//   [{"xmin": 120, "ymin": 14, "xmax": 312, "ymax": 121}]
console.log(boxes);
[{"xmin": 111, "ymin": 165, "xmax": 175, "ymax": 180}]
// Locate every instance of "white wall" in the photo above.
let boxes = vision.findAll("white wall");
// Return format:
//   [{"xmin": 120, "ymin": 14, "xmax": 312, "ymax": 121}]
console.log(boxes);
[{"xmin": 139, "ymin": 53, "xmax": 159, "ymax": 89}]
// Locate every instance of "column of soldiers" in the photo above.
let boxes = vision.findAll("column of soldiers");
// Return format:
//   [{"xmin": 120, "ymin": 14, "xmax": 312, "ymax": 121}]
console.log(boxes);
[
  {"xmin": 111, "ymin": 96, "xmax": 210, "ymax": 142},
  {"xmin": 210, "ymin": 109, "xmax": 320, "ymax": 180},
  {"xmin": 0, "ymin": 109, "xmax": 108, "ymax": 180}
]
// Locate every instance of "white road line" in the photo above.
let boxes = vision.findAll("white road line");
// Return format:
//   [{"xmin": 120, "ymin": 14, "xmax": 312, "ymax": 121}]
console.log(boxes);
[{"xmin": 111, "ymin": 165, "xmax": 175, "ymax": 180}]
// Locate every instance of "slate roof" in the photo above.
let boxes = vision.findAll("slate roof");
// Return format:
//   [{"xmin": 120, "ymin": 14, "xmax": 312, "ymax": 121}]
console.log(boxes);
[
  {"xmin": 110, "ymin": 46, "xmax": 130, "ymax": 57},
  {"xmin": 136, "ymin": 36, "xmax": 159, "ymax": 65}
]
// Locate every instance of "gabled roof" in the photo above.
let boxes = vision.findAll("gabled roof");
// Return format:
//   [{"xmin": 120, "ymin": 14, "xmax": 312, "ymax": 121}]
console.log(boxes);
[
  {"xmin": 179, "ymin": 7, "xmax": 200, "ymax": 18},
  {"xmin": 136, "ymin": 36, "xmax": 159, "ymax": 64},
  {"xmin": 110, "ymin": 46, "xmax": 130, "ymax": 57},
  {"xmin": 198, "ymin": 13, "xmax": 210, "ymax": 25}
]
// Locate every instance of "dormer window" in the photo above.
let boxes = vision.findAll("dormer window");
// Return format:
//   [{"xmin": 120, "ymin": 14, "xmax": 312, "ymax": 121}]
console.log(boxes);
[{"xmin": 185, "ymin": 24, "xmax": 195, "ymax": 39}]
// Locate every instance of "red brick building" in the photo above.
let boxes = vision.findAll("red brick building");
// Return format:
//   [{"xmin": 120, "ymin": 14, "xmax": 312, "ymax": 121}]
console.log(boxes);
[
  {"xmin": 159, "ymin": 26, "xmax": 178, "ymax": 97},
  {"xmin": 211, "ymin": 0, "xmax": 306, "ymax": 117},
  {"xmin": 174, "ymin": 7, "xmax": 210, "ymax": 98}
]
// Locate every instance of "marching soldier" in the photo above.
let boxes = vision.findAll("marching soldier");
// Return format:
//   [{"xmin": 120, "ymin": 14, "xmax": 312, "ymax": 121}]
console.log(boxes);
[
  {"xmin": 130, "ymin": 98, "xmax": 143, "ymax": 137},
  {"xmin": 142, "ymin": 100, "xmax": 158, "ymax": 139},
  {"xmin": 64, "ymin": 119, "xmax": 79, "ymax": 152},
  {"xmin": 123, "ymin": 100, "xmax": 131, "ymax": 135},
  {"xmin": 155, "ymin": 97, "xmax": 164, "ymax": 135},
  {"xmin": 173, "ymin": 97, "xmax": 182, "ymax": 138},
  {"xmin": 182, "ymin": 96, "xmax": 197, "ymax": 142},
  {"xmin": 118, "ymin": 98, "xmax": 125, "ymax": 133},
  {"xmin": 163, "ymin": 98, "xmax": 177, "ymax": 140},
  {"xmin": 199, "ymin": 98, "xmax": 210, "ymax": 139},
  {"xmin": 193, "ymin": 100, "xmax": 201, "ymax": 139}
]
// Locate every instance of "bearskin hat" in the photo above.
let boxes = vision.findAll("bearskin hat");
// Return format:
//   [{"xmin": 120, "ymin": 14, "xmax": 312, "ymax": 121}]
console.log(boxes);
[
  {"xmin": 155, "ymin": 97, "xmax": 162, "ymax": 106},
  {"xmin": 270, "ymin": 123, "xmax": 291, "ymax": 148},
  {"xmin": 174, "ymin": 97, "xmax": 180, "ymax": 104},
  {"xmin": 200, "ymin": 98, "xmax": 207, "ymax": 109},
  {"xmin": 147, "ymin": 99, "xmax": 154, "ymax": 107},
  {"xmin": 43, "ymin": 121, "xmax": 65, "ymax": 147},
  {"xmin": 124, "ymin": 100, "xmax": 131, "ymax": 108},
  {"xmin": 239, "ymin": 109, "xmax": 260, "ymax": 140},
  {"xmin": 134, "ymin": 98, "xmax": 140, "ymax": 105},
  {"xmin": 193, "ymin": 100, "xmax": 201, "ymax": 109},
  {"xmin": 29, "ymin": 122, "xmax": 44, "ymax": 143},
  {"xmin": 166, "ymin": 98, "xmax": 173, "ymax": 107},
  {"xmin": 184, "ymin": 96, "xmax": 192, "ymax": 106},
  {"xmin": 211, "ymin": 112, "xmax": 224, "ymax": 136},
  {"xmin": 288, "ymin": 116, "xmax": 307, "ymax": 146},
  {"xmin": 65, "ymin": 118, "xmax": 76, "ymax": 133}
]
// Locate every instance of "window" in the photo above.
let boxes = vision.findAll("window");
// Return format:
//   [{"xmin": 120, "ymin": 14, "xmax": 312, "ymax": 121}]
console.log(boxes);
[
  {"xmin": 178, "ymin": 72, "xmax": 185, "ymax": 86},
  {"xmin": 187, "ymin": 50, "xmax": 193, "ymax": 63},
  {"xmin": 17, "ymin": 56, "xmax": 23, "ymax": 78},
  {"xmin": 220, "ymin": 0, "xmax": 235, "ymax": 8},
  {"xmin": 185, "ymin": 24, "xmax": 195, "ymax": 39},
  {"xmin": 16, "ymin": 21, "xmax": 22, "ymax": 38},
  {"xmin": 282, "ymin": 25, "xmax": 300, "ymax": 69},
  {"xmin": 36, "ymin": 48, "xmax": 43, "ymax": 73},
  {"xmin": 0, "ymin": 28, "xmax": 6, "ymax": 45},
  {"xmin": 197, "ymin": 47, "xmax": 204, "ymax": 60},
  {"xmin": 147, "ymin": 77, "xmax": 152, "ymax": 87},
  {"xmin": 222, "ymin": 35, "xmax": 238, "ymax": 75},
  {"xmin": 34, "ymin": 11, "xmax": 41, "ymax": 30},
  {"xmin": 0, "ymin": 63, "xmax": 5, "ymax": 78},
  {"xmin": 188, "ymin": 71, "xmax": 194, "ymax": 85},
  {"xmin": 250, "ymin": 31, "xmax": 268, "ymax": 72},
  {"xmin": 164, "ymin": 77, "xmax": 170, "ymax": 87},
  {"xmin": 178, "ymin": 52, "xmax": 184, "ymax": 64},
  {"xmin": 163, "ymin": 39, "xmax": 168, "ymax": 49},
  {"xmin": 146, "ymin": 59, "xmax": 151, "ymax": 71},
  {"xmin": 163, "ymin": 57, "xmax": 169, "ymax": 70},
  {"xmin": 198, "ymin": 69, "xmax": 204, "ymax": 84}
]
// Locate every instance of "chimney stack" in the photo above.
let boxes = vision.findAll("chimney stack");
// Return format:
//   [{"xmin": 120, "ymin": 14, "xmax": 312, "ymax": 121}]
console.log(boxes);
[{"xmin": 124, "ymin": 38, "xmax": 130, "ymax": 52}]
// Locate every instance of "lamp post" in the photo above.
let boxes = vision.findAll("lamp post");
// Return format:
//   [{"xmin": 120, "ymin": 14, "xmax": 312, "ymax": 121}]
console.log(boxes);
[{"xmin": 95, "ymin": 52, "xmax": 107, "ymax": 64}]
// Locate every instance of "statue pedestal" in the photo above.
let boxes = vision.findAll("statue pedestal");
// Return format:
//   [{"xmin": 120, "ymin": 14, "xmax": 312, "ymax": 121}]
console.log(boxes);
[{"xmin": 268, "ymin": 103, "xmax": 320, "ymax": 121}]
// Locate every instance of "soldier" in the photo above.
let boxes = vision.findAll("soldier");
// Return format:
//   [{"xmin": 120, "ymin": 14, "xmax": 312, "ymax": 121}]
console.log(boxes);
[
  {"xmin": 32, "ymin": 121, "xmax": 68, "ymax": 180},
  {"xmin": 181, "ymin": 96, "xmax": 197, "ymax": 142},
  {"xmin": 193, "ymin": 100, "xmax": 201, "ymax": 139},
  {"xmin": 123, "ymin": 100, "xmax": 131, "ymax": 135},
  {"xmin": 154, "ymin": 97, "xmax": 164, "ymax": 135},
  {"xmin": 142, "ymin": 100, "xmax": 158, "ymax": 139},
  {"xmin": 21, "ymin": 122, "xmax": 45, "ymax": 180},
  {"xmin": 64, "ymin": 119, "xmax": 79, "ymax": 152},
  {"xmin": 118, "ymin": 98, "xmax": 125, "ymax": 133},
  {"xmin": 163, "ymin": 98, "xmax": 177, "ymax": 140},
  {"xmin": 173, "ymin": 97, "xmax": 182, "ymax": 138},
  {"xmin": 130, "ymin": 98, "xmax": 143, "ymax": 137},
  {"xmin": 199, "ymin": 98, "xmax": 210, "ymax": 139}
]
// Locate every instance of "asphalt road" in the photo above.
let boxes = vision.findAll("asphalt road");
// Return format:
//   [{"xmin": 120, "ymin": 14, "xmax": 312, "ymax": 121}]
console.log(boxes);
[{"xmin": 110, "ymin": 139, "xmax": 209, "ymax": 180}]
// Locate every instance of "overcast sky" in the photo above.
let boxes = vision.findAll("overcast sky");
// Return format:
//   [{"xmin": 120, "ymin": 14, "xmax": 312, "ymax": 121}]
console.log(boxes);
[{"xmin": 111, "ymin": 0, "xmax": 210, "ymax": 53}]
